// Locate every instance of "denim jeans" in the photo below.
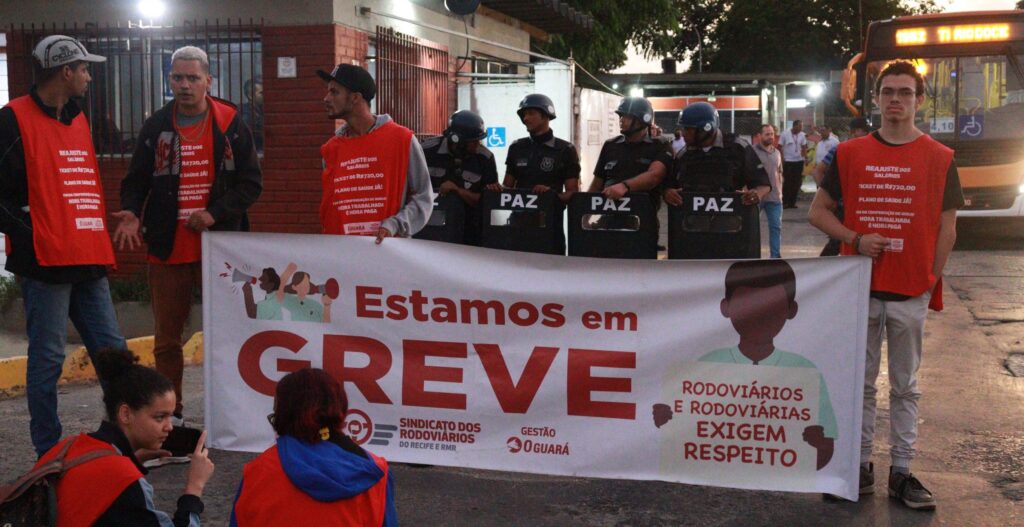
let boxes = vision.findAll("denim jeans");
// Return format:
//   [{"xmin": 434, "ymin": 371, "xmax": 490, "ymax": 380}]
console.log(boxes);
[
  {"xmin": 21, "ymin": 275, "xmax": 125, "ymax": 456},
  {"xmin": 759, "ymin": 201, "xmax": 783, "ymax": 258}
]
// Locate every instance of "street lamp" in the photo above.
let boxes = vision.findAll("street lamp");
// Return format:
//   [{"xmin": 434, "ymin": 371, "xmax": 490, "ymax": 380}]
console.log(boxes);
[
  {"xmin": 694, "ymin": 26, "xmax": 703, "ymax": 73},
  {"xmin": 138, "ymin": 0, "xmax": 166, "ymax": 19}
]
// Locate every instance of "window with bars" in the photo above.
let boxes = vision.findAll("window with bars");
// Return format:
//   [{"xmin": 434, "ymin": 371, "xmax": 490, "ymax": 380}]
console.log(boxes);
[
  {"xmin": 10, "ymin": 21, "xmax": 262, "ymax": 156},
  {"xmin": 373, "ymin": 26, "xmax": 450, "ymax": 139}
]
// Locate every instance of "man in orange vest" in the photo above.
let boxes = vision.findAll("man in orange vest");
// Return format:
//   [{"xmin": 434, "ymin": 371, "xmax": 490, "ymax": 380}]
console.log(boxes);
[
  {"xmin": 0, "ymin": 35, "xmax": 127, "ymax": 457},
  {"xmin": 113, "ymin": 46, "xmax": 262, "ymax": 425},
  {"xmin": 809, "ymin": 60, "xmax": 963, "ymax": 510},
  {"xmin": 317, "ymin": 64, "xmax": 432, "ymax": 242}
]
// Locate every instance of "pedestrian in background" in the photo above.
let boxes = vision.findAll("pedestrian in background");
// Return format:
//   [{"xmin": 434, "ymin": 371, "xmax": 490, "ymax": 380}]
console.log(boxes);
[
  {"xmin": 752, "ymin": 124, "xmax": 784, "ymax": 258},
  {"xmin": 779, "ymin": 119, "xmax": 807, "ymax": 208}
]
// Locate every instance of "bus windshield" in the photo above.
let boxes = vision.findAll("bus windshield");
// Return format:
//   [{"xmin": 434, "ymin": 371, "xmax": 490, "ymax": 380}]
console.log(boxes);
[{"xmin": 866, "ymin": 54, "xmax": 1024, "ymax": 142}]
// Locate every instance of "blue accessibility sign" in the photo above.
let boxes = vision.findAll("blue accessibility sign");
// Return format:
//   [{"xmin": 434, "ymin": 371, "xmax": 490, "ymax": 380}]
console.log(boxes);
[
  {"xmin": 486, "ymin": 127, "xmax": 507, "ymax": 148},
  {"xmin": 959, "ymin": 114, "xmax": 983, "ymax": 139}
]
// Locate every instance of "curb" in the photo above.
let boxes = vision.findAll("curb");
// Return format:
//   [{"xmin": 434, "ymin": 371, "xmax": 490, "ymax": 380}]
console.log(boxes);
[{"xmin": 0, "ymin": 332, "xmax": 204, "ymax": 399}]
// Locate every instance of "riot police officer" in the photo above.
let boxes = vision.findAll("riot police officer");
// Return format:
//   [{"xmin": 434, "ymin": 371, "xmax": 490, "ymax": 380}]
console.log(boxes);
[
  {"xmin": 589, "ymin": 95, "xmax": 671, "ymax": 210},
  {"xmin": 664, "ymin": 101, "xmax": 771, "ymax": 259},
  {"xmin": 664, "ymin": 101, "xmax": 770, "ymax": 207},
  {"xmin": 421, "ymin": 109, "xmax": 498, "ymax": 245},
  {"xmin": 494, "ymin": 93, "xmax": 580, "ymax": 202}
]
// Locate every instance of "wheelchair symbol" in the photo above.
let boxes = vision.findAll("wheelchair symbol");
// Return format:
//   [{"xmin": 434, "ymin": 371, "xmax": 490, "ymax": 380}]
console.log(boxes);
[
  {"xmin": 486, "ymin": 127, "xmax": 506, "ymax": 148},
  {"xmin": 960, "ymin": 116, "xmax": 982, "ymax": 138}
]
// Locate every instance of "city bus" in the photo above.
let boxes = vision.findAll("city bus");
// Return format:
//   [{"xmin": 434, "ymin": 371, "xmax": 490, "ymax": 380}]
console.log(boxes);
[{"xmin": 842, "ymin": 10, "xmax": 1024, "ymax": 216}]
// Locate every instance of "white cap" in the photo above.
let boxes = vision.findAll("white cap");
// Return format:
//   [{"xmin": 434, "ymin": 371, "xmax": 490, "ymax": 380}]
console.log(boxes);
[{"xmin": 32, "ymin": 35, "xmax": 106, "ymax": 69}]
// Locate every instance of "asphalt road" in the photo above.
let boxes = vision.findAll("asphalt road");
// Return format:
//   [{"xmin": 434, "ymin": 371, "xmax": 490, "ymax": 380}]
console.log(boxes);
[{"xmin": 1, "ymin": 195, "xmax": 1022, "ymax": 526}]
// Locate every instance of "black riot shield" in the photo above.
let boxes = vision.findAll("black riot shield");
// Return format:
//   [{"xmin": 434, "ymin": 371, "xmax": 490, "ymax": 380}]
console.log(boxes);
[
  {"xmin": 413, "ymin": 192, "xmax": 466, "ymax": 244},
  {"xmin": 668, "ymin": 192, "xmax": 760, "ymax": 259},
  {"xmin": 568, "ymin": 192, "xmax": 657, "ymax": 259},
  {"xmin": 480, "ymin": 189, "xmax": 564, "ymax": 255}
]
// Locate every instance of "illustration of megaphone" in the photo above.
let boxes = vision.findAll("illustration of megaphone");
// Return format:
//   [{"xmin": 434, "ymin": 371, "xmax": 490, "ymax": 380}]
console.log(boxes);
[
  {"xmin": 310, "ymin": 278, "xmax": 340, "ymax": 300},
  {"xmin": 232, "ymin": 269, "xmax": 257, "ymax": 284}
]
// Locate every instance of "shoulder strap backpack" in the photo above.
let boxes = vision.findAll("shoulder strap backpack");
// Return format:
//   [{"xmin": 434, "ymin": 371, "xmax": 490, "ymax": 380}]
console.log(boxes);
[{"xmin": 0, "ymin": 437, "xmax": 117, "ymax": 527}]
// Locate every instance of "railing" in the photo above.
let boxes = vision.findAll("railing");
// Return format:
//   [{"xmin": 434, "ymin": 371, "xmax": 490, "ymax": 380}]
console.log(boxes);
[
  {"xmin": 8, "ymin": 19, "xmax": 263, "ymax": 155},
  {"xmin": 374, "ymin": 26, "xmax": 450, "ymax": 138}
]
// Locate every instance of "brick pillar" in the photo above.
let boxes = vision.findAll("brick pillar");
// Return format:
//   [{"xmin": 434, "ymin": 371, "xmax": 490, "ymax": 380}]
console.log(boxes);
[{"xmin": 249, "ymin": 24, "xmax": 368, "ymax": 235}]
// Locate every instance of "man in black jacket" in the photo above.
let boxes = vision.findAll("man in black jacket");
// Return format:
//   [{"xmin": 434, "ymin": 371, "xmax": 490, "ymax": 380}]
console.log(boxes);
[{"xmin": 113, "ymin": 45, "xmax": 262, "ymax": 423}]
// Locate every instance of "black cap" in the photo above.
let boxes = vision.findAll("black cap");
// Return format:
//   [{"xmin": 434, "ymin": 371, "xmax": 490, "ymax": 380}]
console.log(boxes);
[{"xmin": 317, "ymin": 64, "xmax": 376, "ymax": 102}]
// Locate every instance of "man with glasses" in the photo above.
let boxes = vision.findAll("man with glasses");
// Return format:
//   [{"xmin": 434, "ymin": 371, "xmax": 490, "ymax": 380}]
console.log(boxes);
[{"xmin": 809, "ymin": 60, "xmax": 963, "ymax": 510}]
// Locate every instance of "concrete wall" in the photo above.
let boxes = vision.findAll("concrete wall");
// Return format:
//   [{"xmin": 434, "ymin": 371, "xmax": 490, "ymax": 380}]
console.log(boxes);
[{"xmin": 333, "ymin": 0, "xmax": 530, "ymax": 66}]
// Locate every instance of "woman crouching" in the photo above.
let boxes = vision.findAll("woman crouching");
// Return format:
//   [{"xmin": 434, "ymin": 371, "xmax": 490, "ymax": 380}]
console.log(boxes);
[
  {"xmin": 33, "ymin": 348, "xmax": 214, "ymax": 525},
  {"xmin": 231, "ymin": 368, "xmax": 398, "ymax": 526}
]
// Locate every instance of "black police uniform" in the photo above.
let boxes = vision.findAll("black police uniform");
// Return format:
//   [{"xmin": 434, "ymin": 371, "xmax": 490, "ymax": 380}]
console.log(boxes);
[
  {"xmin": 505, "ymin": 130, "xmax": 581, "ymax": 191},
  {"xmin": 504, "ymin": 129, "xmax": 580, "ymax": 253},
  {"xmin": 421, "ymin": 135, "xmax": 498, "ymax": 246},
  {"xmin": 668, "ymin": 130, "xmax": 769, "ymax": 192},
  {"xmin": 594, "ymin": 135, "xmax": 672, "ymax": 236}
]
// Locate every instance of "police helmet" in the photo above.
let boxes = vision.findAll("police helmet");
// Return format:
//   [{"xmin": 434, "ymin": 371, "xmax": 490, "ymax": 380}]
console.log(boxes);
[
  {"xmin": 615, "ymin": 97, "xmax": 654, "ymax": 125},
  {"xmin": 517, "ymin": 93, "xmax": 557, "ymax": 120},
  {"xmin": 445, "ymin": 109, "xmax": 486, "ymax": 143},
  {"xmin": 677, "ymin": 101, "xmax": 719, "ymax": 133}
]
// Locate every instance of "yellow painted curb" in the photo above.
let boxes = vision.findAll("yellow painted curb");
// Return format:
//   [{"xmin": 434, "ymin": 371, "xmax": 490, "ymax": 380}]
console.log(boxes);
[{"xmin": 0, "ymin": 332, "xmax": 203, "ymax": 398}]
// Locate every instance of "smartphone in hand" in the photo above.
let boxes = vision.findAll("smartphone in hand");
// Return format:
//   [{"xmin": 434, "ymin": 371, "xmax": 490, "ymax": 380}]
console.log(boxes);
[{"xmin": 162, "ymin": 425, "xmax": 203, "ymax": 457}]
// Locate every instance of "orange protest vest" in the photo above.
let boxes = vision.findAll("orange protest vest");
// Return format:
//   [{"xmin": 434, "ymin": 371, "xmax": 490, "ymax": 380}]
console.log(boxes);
[
  {"xmin": 150, "ymin": 97, "xmax": 236, "ymax": 264},
  {"xmin": 837, "ymin": 134, "xmax": 953, "ymax": 297},
  {"xmin": 233, "ymin": 444, "xmax": 390, "ymax": 527},
  {"xmin": 320, "ymin": 121, "xmax": 411, "ymax": 235},
  {"xmin": 7, "ymin": 95, "xmax": 115, "ymax": 266},
  {"xmin": 34, "ymin": 434, "xmax": 143, "ymax": 526}
]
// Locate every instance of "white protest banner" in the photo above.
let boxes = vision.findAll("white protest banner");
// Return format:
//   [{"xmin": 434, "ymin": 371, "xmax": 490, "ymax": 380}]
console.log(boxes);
[{"xmin": 203, "ymin": 233, "xmax": 869, "ymax": 500}]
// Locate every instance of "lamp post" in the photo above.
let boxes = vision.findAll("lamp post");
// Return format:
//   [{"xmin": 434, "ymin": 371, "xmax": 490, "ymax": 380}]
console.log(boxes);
[{"xmin": 694, "ymin": 26, "xmax": 703, "ymax": 73}]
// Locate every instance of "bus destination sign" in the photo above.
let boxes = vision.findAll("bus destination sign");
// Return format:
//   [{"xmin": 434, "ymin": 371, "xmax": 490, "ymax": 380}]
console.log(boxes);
[{"xmin": 896, "ymin": 24, "xmax": 1011, "ymax": 46}]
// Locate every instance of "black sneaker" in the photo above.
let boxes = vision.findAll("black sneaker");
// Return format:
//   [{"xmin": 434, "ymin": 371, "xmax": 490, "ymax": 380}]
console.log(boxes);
[
  {"xmin": 823, "ymin": 462, "xmax": 874, "ymax": 501},
  {"xmin": 860, "ymin": 462, "xmax": 875, "ymax": 495},
  {"xmin": 888, "ymin": 469, "xmax": 936, "ymax": 510}
]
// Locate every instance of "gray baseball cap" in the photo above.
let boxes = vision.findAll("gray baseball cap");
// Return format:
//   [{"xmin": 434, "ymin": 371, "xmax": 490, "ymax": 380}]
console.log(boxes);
[{"xmin": 33, "ymin": 35, "xmax": 106, "ymax": 69}]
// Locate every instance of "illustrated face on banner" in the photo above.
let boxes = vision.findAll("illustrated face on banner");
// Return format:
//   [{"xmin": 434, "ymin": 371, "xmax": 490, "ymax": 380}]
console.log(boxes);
[
  {"xmin": 721, "ymin": 285, "xmax": 797, "ymax": 355},
  {"xmin": 258, "ymin": 268, "xmax": 280, "ymax": 294}
]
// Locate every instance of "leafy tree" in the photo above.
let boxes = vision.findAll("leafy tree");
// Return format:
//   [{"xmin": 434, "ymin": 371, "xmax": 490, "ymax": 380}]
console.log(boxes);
[
  {"xmin": 541, "ymin": 0, "xmax": 678, "ymax": 73},
  {"xmin": 674, "ymin": 0, "xmax": 941, "ymax": 73}
]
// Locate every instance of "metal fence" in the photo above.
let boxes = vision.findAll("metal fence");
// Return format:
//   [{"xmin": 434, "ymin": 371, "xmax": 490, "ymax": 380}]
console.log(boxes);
[
  {"xmin": 374, "ymin": 26, "xmax": 450, "ymax": 138},
  {"xmin": 9, "ymin": 19, "xmax": 263, "ymax": 156}
]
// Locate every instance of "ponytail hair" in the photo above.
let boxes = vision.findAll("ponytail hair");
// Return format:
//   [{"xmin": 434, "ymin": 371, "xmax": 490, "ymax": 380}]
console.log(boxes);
[{"xmin": 93, "ymin": 348, "xmax": 174, "ymax": 421}]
